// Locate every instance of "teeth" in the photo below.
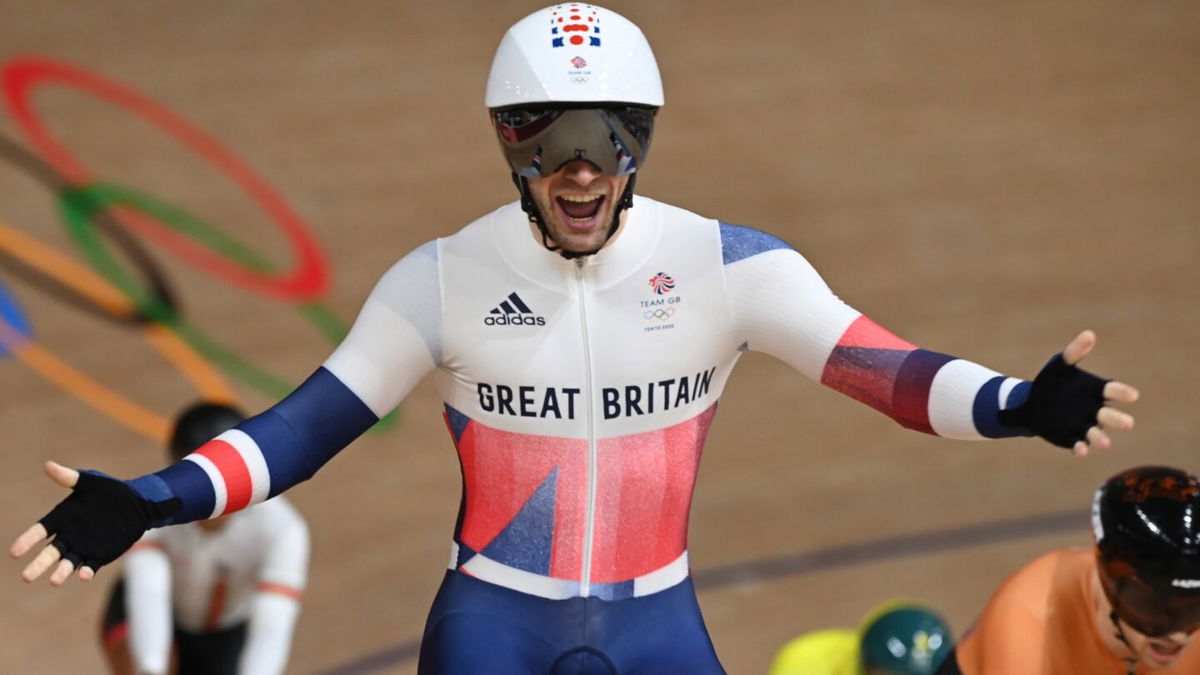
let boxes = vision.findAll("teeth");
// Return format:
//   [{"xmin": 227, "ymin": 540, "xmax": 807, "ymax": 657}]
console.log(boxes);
[{"xmin": 560, "ymin": 194, "xmax": 602, "ymax": 203}]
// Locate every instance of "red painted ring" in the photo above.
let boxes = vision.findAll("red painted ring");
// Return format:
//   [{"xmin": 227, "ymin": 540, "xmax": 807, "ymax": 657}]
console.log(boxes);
[{"xmin": 2, "ymin": 57, "xmax": 329, "ymax": 300}]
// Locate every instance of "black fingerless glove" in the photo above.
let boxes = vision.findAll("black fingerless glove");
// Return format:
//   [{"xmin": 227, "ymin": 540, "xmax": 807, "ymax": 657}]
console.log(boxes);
[
  {"xmin": 38, "ymin": 471, "xmax": 180, "ymax": 573},
  {"xmin": 998, "ymin": 353, "xmax": 1109, "ymax": 449}
]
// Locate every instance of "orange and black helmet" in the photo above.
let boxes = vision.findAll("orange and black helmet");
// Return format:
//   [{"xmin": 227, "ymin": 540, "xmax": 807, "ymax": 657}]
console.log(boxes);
[{"xmin": 1092, "ymin": 465, "xmax": 1200, "ymax": 636}]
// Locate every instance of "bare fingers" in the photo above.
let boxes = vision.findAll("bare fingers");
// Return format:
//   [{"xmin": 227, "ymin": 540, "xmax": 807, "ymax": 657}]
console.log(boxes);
[
  {"xmin": 49, "ymin": 557, "xmax": 77, "ymax": 587},
  {"xmin": 43, "ymin": 461, "xmax": 80, "ymax": 489},
  {"xmin": 1062, "ymin": 330, "xmax": 1097, "ymax": 366},
  {"xmin": 1097, "ymin": 406, "xmax": 1134, "ymax": 433},
  {"xmin": 21, "ymin": 544, "xmax": 63, "ymax": 584},
  {"xmin": 1073, "ymin": 426, "xmax": 1112, "ymax": 457},
  {"xmin": 9, "ymin": 522, "xmax": 48, "ymax": 560},
  {"xmin": 1104, "ymin": 381, "xmax": 1140, "ymax": 405}
]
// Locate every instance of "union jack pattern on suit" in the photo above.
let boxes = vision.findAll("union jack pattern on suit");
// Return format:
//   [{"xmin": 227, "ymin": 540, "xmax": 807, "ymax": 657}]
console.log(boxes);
[{"xmin": 648, "ymin": 272, "xmax": 675, "ymax": 294}]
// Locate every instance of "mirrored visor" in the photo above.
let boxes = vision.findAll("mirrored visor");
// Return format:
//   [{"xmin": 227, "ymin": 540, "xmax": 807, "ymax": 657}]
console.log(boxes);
[
  {"xmin": 490, "ymin": 105, "xmax": 657, "ymax": 178},
  {"xmin": 1105, "ymin": 572, "xmax": 1200, "ymax": 637}
]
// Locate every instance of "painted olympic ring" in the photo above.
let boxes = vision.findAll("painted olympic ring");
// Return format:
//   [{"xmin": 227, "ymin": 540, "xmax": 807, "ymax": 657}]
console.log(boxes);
[
  {"xmin": 0, "ymin": 278, "xmax": 31, "ymax": 357},
  {"xmin": 60, "ymin": 182, "xmax": 346, "ymax": 399},
  {"xmin": 3, "ymin": 57, "xmax": 329, "ymax": 301},
  {"xmin": 0, "ymin": 133, "xmax": 178, "ymax": 325},
  {"xmin": 0, "ymin": 218, "xmax": 237, "ymax": 441},
  {"xmin": 643, "ymin": 307, "xmax": 675, "ymax": 321},
  {"xmin": 0, "ymin": 56, "xmax": 397, "ymax": 434}
]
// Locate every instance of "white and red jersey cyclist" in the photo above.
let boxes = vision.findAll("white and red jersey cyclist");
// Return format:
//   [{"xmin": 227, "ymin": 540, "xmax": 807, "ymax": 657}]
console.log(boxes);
[{"xmin": 104, "ymin": 496, "xmax": 308, "ymax": 675}]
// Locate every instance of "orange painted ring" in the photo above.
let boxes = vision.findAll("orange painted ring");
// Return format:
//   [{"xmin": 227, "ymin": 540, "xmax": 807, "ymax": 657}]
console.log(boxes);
[{"xmin": 0, "ymin": 219, "xmax": 238, "ymax": 442}]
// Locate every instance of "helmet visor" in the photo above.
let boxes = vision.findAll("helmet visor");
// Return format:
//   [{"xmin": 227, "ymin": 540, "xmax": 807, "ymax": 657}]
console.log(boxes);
[
  {"xmin": 490, "ymin": 105, "xmax": 656, "ymax": 178},
  {"xmin": 1104, "ymin": 570, "xmax": 1200, "ymax": 636}
]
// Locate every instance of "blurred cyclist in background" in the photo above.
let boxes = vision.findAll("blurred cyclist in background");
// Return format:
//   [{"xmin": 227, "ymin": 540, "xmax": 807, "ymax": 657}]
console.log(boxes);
[
  {"xmin": 942, "ymin": 465, "xmax": 1200, "ymax": 674},
  {"xmin": 100, "ymin": 402, "xmax": 309, "ymax": 675},
  {"xmin": 769, "ymin": 600, "xmax": 953, "ymax": 674}
]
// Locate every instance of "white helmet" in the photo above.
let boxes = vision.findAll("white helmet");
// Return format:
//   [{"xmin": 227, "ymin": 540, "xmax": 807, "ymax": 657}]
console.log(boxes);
[
  {"xmin": 486, "ymin": 4, "xmax": 663, "ymax": 259},
  {"xmin": 485, "ymin": 4, "xmax": 664, "ymax": 109}
]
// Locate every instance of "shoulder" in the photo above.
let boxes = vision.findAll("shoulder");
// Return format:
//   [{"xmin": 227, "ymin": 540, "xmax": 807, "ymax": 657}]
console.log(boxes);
[
  {"xmin": 1006, "ymin": 549, "xmax": 1089, "ymax": 598},
  {"xmin": 983, "ymin": 549, "xmax": 1085, "ymax": 618},
  {"xmin": 374, "ymin": 202, "xmax": 522, "ymax": 286},
  {"xmin": 637, "ymin": 196, "xmax": 798, "ymax": 264},
  {"xmin": 376, "ymin": 239, "xmax": 439, "ymax": 282},
  {"xmin": 957, "ymin": 548, "xmax": 1091, "ymax": 671},
  {"xmin": 717, "ymin": 222, "xmax": 795, "ymax": 265},
  {"xmin": 439, "ymin": 200, "xmax": 527, "ymax": 252}
]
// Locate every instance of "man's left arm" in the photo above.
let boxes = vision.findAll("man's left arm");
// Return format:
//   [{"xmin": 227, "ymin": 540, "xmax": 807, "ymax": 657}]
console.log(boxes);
[{"xmin": 719, "ymin": 223, "xmax": 1137, "ymax": 454}]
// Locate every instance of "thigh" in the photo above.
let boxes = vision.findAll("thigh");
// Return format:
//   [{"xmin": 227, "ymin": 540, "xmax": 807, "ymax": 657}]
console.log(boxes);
[
  {"xmin": 418, "ymin": 572, "xmax": 567, "ymax": 675},
  {"xmin": 596, "ymin": 579, "xmax": 726, "ymax": 675},
  {"xmin": 174, "ymin": 623, "xmax": 247, "ymax": 675},
  {"xmin": 419, "ymin": 609, "xmax": 560, "ymax": 675}
]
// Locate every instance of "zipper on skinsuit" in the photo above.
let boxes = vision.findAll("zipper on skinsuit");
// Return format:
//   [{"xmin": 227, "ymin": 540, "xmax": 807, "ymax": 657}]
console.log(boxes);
[{"xmin": 575, "ymin": 258, "xmax": 599, "ymax": 597}]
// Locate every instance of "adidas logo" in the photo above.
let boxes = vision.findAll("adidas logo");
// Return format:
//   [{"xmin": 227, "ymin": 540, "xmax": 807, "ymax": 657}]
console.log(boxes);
[{"xmin": 484, "ymin": 292, "xmax": 546, "ymax": 326}]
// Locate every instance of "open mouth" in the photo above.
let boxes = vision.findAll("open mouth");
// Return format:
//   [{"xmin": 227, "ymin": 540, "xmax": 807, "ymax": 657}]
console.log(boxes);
[
  {"xmin": 1149, "ymin": 642, "xmax": 1185, "ymax": 663},
  {"xmin": 556, "ymin": 194, "xmax": 605, "ymax": 226}
]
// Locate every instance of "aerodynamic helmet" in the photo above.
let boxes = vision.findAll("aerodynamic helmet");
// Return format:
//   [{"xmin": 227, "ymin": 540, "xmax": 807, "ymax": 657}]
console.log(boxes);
[
  {"xmin": 485, "ymin": 4, "xmax": 662, "ymax": 257},
  {"xmin": 858, "ymin": 601, "xmax": 953, "ymax": 674},
  {"xmin": 486, "ymin": 3, "xmax": 661, "ymax": 178},
  {"xmin": 1092, "ymin": 465, "xmax": 1200, "ymax": 637},
  {"xmin": 169, "ymin": 401, "xmax": 246, "ymax": 462}
]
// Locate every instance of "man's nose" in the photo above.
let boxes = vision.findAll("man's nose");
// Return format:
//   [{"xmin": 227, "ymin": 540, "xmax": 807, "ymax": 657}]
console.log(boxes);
[{"xmin": 561, "ymin": 160, "xmax": 603, "ymax": 187}]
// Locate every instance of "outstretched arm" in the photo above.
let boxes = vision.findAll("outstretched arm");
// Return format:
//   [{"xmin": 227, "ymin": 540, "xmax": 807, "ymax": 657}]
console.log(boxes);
[
  {"xmin": 719, "ymin": 223, "xmax": 1137, "ymax": 454},
  {"xmin": 10, "ymin": 242, "xmax": 443, "ymax": 585},
  {"xmin": 8, "ymin": 365, "xmax": 380, "ymax": 586}
]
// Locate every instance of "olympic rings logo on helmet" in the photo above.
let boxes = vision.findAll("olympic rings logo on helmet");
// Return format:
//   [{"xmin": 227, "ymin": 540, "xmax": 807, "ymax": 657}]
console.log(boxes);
[{"xmin": 0, "ymin": 56, "xmax": 398, "ymax": 440}]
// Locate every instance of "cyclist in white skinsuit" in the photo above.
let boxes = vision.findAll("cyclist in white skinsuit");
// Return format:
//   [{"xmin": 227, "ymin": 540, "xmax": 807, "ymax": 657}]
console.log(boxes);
[
  {"xmin": 100, "ymin": 403, "xmax": 308, "ymax": 675},
  {"xmin": 14, "ymin": 5, "xmax": 1139, "ymax": 675}
]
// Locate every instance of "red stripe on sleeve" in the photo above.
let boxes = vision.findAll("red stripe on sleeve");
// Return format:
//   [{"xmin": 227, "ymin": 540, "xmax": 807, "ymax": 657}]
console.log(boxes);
[
  {"xmin": 257, "ymin": 581, "xmax": 303, "ymax": 601},
  {"xmin": 194, "ymin": 439, "xmax": 253, "ymax": 514},
  {"xmin": 835, "ymin": 315, "xmax": 916, "ymax": 350}
]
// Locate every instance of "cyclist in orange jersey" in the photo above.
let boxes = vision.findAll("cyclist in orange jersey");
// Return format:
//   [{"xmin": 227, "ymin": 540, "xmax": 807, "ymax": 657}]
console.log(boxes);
[{"xmin": 941, "ymin": 466, "xmax": 1200, "ymax": 674}]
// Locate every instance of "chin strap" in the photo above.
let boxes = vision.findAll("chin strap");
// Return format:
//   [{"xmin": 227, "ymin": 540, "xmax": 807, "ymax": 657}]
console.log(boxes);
[
  {"xmin": 512, "ymin": 172, "xmax": 637, "ymax": 260},
  {"xmin": 1109, "ymin": 610, "xmax": 1138, "ymax": 674}
]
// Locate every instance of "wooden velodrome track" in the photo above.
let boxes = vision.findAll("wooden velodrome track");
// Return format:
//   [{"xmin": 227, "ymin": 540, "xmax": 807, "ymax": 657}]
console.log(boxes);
[{"xmin": 1, "ymin": 1, "xmax": 1197, "ymax": 672}]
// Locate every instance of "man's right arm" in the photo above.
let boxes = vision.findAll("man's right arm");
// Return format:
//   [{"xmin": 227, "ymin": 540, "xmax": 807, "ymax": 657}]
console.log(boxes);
[
  {"xmin": 10, "ymin": 241, "xmax": 443, "ymax": 584},
  {"xmin": 151, "ymin": 240, "xmax": 443, "ymax": 524}
]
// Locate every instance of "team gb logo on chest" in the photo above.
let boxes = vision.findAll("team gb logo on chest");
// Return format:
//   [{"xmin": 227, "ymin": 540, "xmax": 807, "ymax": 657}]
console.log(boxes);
[{"xmin": 641, "ymin": 272, "xmax": 680, "ymax": 332}]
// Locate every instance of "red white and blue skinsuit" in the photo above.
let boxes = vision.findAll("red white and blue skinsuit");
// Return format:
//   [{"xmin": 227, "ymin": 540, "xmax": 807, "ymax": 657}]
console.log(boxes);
[{"xmin": 134, "ymin": 196, "xmax": 1032, "ymax": 673}]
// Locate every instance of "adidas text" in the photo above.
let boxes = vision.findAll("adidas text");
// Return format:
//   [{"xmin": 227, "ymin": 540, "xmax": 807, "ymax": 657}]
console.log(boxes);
[{"xmin": 484, "ymin": 314, "xmax": 546, "ymax": 326}]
